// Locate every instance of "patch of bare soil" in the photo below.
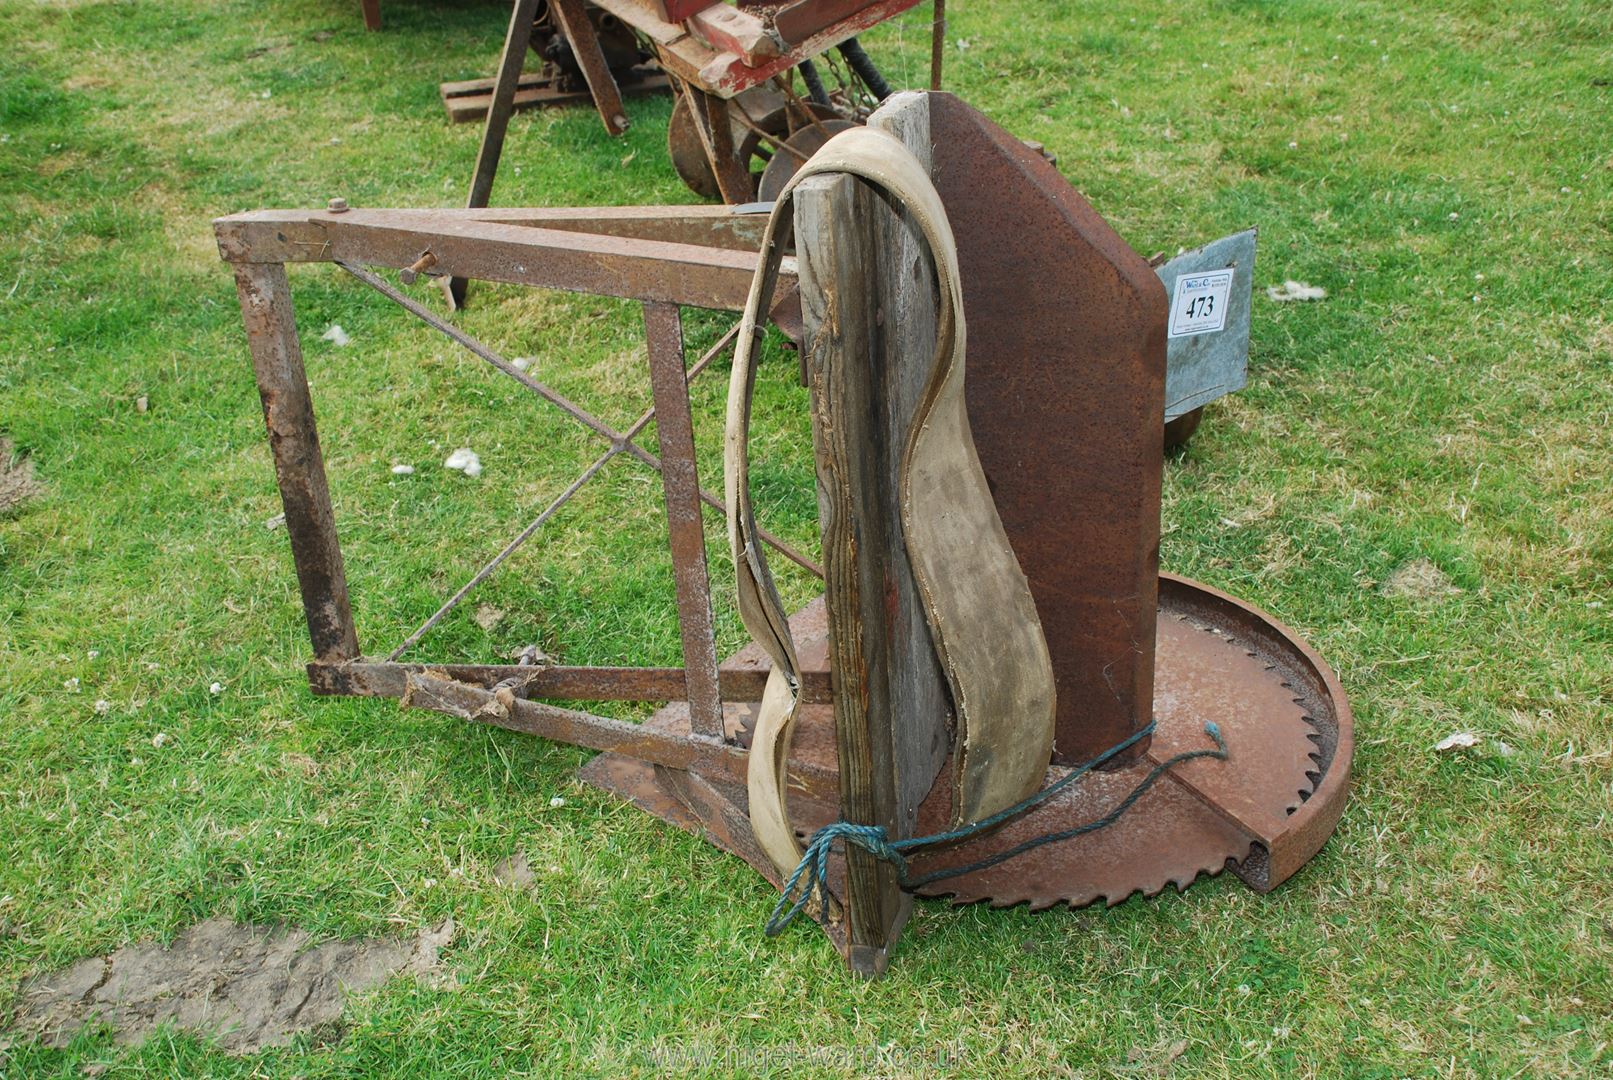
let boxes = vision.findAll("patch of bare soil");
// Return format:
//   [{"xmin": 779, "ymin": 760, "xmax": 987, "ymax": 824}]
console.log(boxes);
[
  {"xmin": 490, "ymin": 851, "xmax": 536, "ymax": 889},
  {"xmin": 1380, "ymin": 558, "xmax": 1461, "ymax": 598},
  {"xmin": 5, "ymin": 917, "xmax": 453, "ymax": 1054},
  {"xmin": 0, "ymin": 439, "xmax": 41, "ymax": 517}
]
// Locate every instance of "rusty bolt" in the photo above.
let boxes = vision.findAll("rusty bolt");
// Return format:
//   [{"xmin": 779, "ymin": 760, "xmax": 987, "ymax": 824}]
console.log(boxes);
[
  {"xmin": 399, "ymin": 250, "xmax": 437, "ymax": 285},
  {"xmin": 327, "ymin": 197, "xmax": 350, "ymax": 213}
]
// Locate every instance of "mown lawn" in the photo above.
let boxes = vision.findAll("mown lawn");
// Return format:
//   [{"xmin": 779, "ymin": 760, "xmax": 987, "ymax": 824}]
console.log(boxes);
[{"xmin": 1, "ymin": 0, "xmax": 1609, "ymax": 1076}]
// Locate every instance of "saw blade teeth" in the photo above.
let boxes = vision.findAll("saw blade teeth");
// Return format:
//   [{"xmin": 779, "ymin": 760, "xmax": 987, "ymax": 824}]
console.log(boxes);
[{"xmin": 586, "ymin": 586, "xmax": 1343, "ymax": 923}]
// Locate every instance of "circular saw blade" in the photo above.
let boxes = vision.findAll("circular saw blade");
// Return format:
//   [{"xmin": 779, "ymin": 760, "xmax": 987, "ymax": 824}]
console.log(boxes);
[{"xmin": 907, "ymin": 608, "xmax": 1320, "ymax": 909}]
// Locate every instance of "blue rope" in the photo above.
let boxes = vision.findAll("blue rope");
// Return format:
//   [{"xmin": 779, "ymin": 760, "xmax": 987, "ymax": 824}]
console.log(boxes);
[{"xmin": 765, "ymin": 720, "xmax": 1228, "ymax": 936}]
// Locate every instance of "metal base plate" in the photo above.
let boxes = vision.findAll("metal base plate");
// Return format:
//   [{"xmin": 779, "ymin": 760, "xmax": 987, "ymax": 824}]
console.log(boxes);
[{"xmin": 579, "ymin": 573, "xmax": 1351, "ymax": 913}]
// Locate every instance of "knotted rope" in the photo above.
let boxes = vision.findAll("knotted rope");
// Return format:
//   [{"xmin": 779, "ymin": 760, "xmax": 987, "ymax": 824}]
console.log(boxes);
[{"xmin": 765, "ymin": 721, "xmax": 1229, "ymax": 936}]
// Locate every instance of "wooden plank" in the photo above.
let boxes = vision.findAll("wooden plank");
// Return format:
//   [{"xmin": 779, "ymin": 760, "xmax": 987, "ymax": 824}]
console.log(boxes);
[
  {"xmin": 798, "ymin": 173, "xmax": 901, "ymax": 967},
  {"xmin": 440, "ymin": 72, "xmax": 670, "ymax": 124},
  {"xmin": 794, "ymin": 155, "xmax": 947, "ymax": 972},
  {"xmin": 445, "ymin": 84, "xmax": 572, "ymax": 125},
  {"xmin": 440, "ymin": 71, "xmax": 551, "ymax": 98},
  {"xmin": 631, "ymin": 0, "xmax": 924, "ymax": 98},
  {"xmin": 687, "ymin": 3, "xmax": 780, "ymax": 66},
  {"xmin": 592, "ymin": 0, "xmax": 691, "ymax": 48},
  {"xmin": 656, "ymin": 0, "xmax": 716, "ymax": 22},
  {"xmin": 865, "ymin": 93, "xmax": 949, "ymax": 836},
  {"xmin": 772, "ymin": 0, "xmax": 876, "ymax": 43}
]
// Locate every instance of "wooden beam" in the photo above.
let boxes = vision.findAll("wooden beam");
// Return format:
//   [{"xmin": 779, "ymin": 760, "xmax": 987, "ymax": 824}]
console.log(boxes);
[{"xmin": 793, "ymin": 114, "xmax": 948, "ymax": 971}]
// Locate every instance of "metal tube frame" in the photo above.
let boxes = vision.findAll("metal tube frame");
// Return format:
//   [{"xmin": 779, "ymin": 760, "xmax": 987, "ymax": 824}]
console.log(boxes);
[{"xmin": 217, "ymin": 203, "xmax": 822, "ymax": 790}]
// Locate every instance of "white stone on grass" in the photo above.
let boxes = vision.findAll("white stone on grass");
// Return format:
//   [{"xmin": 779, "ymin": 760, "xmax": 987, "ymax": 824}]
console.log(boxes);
[
  {"xmin": 1434, "ymin": 731, "xmax": 1479, "ymax": 753},
  {"xmin": 1266, "ymin": 280, "xmax": 1327, "ymax": 302},
  {"xmin": 443, "ymin": 448, "xmax": 482, "ymax": 478}
]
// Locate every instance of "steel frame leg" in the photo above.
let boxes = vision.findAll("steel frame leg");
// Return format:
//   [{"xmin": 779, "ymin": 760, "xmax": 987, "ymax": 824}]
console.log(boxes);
[
  {"xmin": 550, "ymin": 0, "xmax": 630, "ymax": 136},
  {"xmin": 451, "ymin": 0, "xmax": 543, "ymax": 308},
  {"xmin": 233, "ymin": 262, "xmax": 361, "ymax": 664},
  {"xmin": 642, "ymin": 302, "xmax": 723, "ymax": 740}
]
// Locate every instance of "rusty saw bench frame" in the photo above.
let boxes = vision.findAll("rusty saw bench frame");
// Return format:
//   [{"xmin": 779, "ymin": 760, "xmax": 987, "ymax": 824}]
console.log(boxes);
[
  {"xmin": 217, "ymin": 94, "xmax": 1351, "ymax": 978},
  {"xmin": 216, "ymin": 201, "xmax": 847, "ymax": 801}
]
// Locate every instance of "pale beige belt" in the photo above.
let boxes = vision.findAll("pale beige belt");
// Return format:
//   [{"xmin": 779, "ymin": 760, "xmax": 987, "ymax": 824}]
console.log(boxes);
[{"xmin": 724, "ymin": 126, "xmax": 1056, "ymax": 894}]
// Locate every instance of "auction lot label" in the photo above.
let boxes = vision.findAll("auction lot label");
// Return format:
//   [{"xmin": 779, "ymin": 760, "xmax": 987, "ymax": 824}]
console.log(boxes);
[{"xmin": 1169, "ymin": 268, "xmax": 1234, "ymax": 338}]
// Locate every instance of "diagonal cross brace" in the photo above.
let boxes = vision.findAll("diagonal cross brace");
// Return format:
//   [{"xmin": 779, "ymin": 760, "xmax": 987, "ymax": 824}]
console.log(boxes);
[
  {"xmin": 339, "ymin": 262, "xmax": 820, "ymax": 573},
  {"xmin": 335, "ymin": 263, "xmax": 821, "ymax": 661}
]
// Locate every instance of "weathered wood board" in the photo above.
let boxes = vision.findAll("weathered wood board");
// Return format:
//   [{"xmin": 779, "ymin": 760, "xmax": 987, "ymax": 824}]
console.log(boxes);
[{"xmin": 792, "ymin": 95, "xmax": 949, "ymax": 972}]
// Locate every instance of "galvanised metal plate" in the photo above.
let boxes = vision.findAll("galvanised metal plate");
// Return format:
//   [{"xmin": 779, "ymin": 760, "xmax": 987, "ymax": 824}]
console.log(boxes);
[{"xmin": 1156, "ymin": 228, "xmax": 1257, "ymax": 421}]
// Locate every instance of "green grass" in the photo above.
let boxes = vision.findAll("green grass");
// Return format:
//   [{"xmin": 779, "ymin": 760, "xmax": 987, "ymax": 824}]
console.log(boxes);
[{"xmin": 1, "ymin": 0, "xmax": 1609, "ymax": 1075}]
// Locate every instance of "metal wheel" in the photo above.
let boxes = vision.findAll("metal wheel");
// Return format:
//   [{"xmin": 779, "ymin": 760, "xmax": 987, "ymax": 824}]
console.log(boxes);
[
  {"xmin": 668, "ymin": 88, "xmax": 845, "ymax": 203},
  {"xmin": 757, "ymin": 117, "xmax": 857, "ymax": 203}
]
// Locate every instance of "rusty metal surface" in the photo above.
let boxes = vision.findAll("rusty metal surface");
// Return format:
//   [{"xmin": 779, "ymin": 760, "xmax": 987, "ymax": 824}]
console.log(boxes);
[
  {"xmin": 333, "ymin": 263, "xmax": 820, "ymax": 593},
  {"xmin": 551, "ymin": 0, "xmax": 632, "ymax": 134},
  {"xmin": 218, "ymin": 113, "xmax": 1349, "ymax": 970},
  {"xmin": 1163, "ymin": 406, "xmax": 1204, "ymax": 450},
  {"xmin": 216, "ymin": 207, "xmax": 767, "ymax": 310},
  {"xmin": 214, "ymin": 206, "xmax": 779, "ymax": 264},
  {"xmin": 309, "ymin": 660, "xmax": 834, "ymax": 704},
  {"xmin": 220, "ymin": 210, "xmax": 838, "ymax": 807},
  {"xmin": 1147, "ymin": 612, "xmax": 1320, "ymax": 839},
  {"xmin": 926, "ymin": 92, "xmax": 1166, "ymax": 768},
  {"xmin": 466, "ymin": 0, "xmax": 541, "ymax": 213},
  {"xmin": 928, "ymin": 0, "xmax": 944, "ymax": 90},
  {"xmin": 643, "ymin": 301, "xmax": 724, "ymax": 739},
  {"xmin": 757, "ymin": 117, "xmax": 856, "ymax": 202},
  {"xmin": 904, "ymin": 595, "xmax": 1317, "ymax": 908},
  {"xmin": 668, "ymin": 91, "xmax": 724, "ymax": 200},
  {"xmin": 583, "ymin": 577, "xmax": 1350, "ymax": 913},
  {"xmin": 698, "ymin": 88, "xmax": 759, "ymax": 203},
  {"xmin": 233, "ymin": 263, "xmax": 360, "ymax": 664},
  {"xmin": 673, "ymin": 86, "xmax": 850, "ymax": 204},
  {"xmin": 1156, "ymin": 574, "xmax": 1353, "ymax": 891},
  {"xmin": 667, "ymin": 85, "xmax": 784, "ymax": 202},
  {"xmin": 214, "ymin": 205, "xmax": 809, "ymax": 343},
  {"xmin": 451, "ymin": 0, "xmax": 544, "ymax": 307},
  {"xmin": 396, "ymin": 668, "xmax": 839, "ymax": 804}
]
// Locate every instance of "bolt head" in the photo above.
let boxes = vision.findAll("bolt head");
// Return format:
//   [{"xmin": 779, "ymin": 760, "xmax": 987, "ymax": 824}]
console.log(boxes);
[{"xmin": 327, "ymin": 197, "xmax": 349, "ymax": 213}]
